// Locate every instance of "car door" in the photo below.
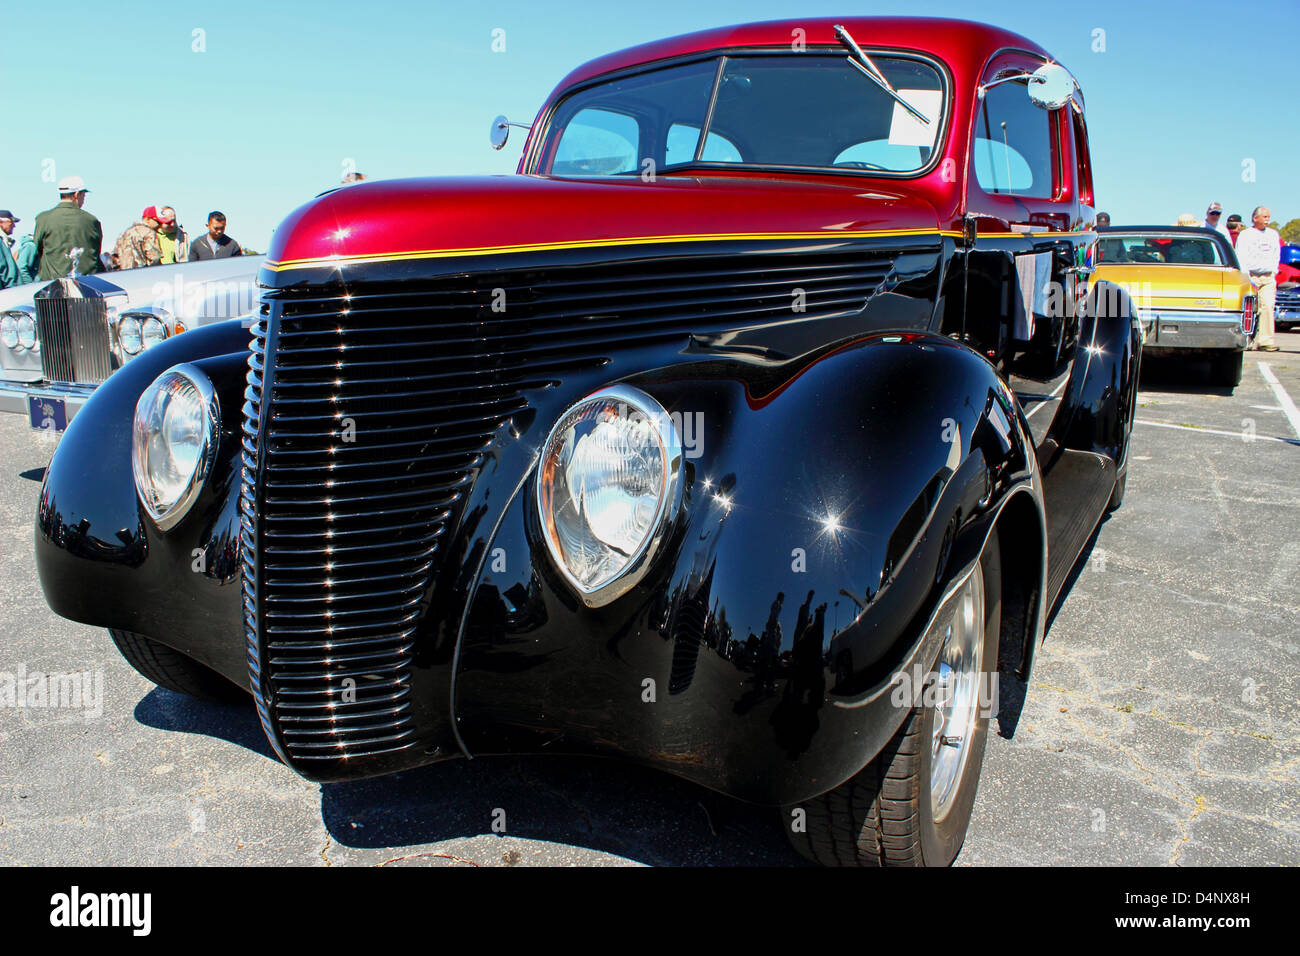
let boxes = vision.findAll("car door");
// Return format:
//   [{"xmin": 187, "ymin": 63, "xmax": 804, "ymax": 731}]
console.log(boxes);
[{"xmin": 964, "ymin": 50, "xmax": 1089, "ymax": 449}]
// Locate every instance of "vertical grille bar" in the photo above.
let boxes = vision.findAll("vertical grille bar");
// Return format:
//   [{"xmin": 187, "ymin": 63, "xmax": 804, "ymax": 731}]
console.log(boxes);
[
  {"xmin": 67, "ymin": 299, "xmax": 112, "ymax": 383},
  {"xmin": 34, "ymin": 299, "xmax": 74, "ymax": 382},
  {"xmin": 34, "ymin": 295, "xmax": 113, "ymax": 384},
  {"xmin": 241, "ymin": 317, "xmax": 293, "ymax": 765}
]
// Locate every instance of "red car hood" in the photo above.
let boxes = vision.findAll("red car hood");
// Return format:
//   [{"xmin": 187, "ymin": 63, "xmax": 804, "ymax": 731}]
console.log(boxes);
[{"xmin": 263, "ymin": 174, "xmax": 945, "ymax": 275}]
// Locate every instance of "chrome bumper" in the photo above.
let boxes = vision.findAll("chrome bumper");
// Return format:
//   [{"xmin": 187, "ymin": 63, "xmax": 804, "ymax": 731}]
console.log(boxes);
[
  {"xmin": 1139, "ymin": 309, "xmax": 1247, "ymax": 351},
  {"xmin": 0, "ymin": 380, "xmax": 95, "ymax": 423}
]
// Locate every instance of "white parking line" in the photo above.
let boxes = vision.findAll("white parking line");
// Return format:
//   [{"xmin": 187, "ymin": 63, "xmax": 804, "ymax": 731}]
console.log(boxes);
[
  {"xmin": 1135, "ymin": 419, "xmax": 1296, "ymax": 445},
  {"xmin": 1258, "ymin": 363, "xmax": 1300, "ymax": 440}
]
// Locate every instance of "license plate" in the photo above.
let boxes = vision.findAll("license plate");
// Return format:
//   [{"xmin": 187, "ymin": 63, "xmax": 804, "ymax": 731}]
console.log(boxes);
[{"xmin": 28, "ymin": 396, "xmax": 67, "ymax": 433}]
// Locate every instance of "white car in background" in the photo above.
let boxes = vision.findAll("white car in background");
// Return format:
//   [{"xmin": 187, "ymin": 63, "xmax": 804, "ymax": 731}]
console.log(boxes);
[{"xmin": 0, "ymin": 256, "xmax": 263, "ymax": 432}]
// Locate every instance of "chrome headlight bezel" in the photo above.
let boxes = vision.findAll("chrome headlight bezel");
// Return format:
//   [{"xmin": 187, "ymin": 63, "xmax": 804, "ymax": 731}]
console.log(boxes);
[
  {"xmin": 116, "ymin": 307, "xmax": 172, "ymax": 360},
  {"xmin": 535, "ymin": 384, "xmax": 684, "ymax": 608},
  {"xmin": 131, "ymin": 364, "xmax": 220, "ymax": 531}
]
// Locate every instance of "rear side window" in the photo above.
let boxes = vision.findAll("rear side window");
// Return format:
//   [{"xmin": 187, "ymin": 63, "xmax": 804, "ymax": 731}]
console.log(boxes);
[
  {"xmin": 973, "ymin": 80, "xmax": 1055, "ymax": 197},
  {"xmin": 1072, "ymin": 112, "xmax": 1094, "ymax": 205}
]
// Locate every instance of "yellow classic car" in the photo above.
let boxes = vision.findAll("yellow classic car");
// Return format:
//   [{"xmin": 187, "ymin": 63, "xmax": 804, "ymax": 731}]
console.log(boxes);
[{"xmin": 1092, "ymin": 225, "xmax": 1255, "ymax": 387}]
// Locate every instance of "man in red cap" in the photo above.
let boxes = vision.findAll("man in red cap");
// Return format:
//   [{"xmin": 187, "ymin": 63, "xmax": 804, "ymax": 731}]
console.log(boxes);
[
  {"xmin": 113, "ymin": 206, "xmax": 163, "ymax": 271},
  {"xmin": 155, "ymin": 206, "xmax": 189, "ymax": 264}
]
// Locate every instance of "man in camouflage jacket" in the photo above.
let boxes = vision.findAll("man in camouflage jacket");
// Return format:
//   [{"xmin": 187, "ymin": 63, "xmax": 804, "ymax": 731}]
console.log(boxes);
[{"xmin": 114, "ymin": 206, "xmax": 163, "ymax": 271}]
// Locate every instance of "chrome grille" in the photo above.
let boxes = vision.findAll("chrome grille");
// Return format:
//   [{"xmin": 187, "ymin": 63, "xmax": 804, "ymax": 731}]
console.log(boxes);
[
  {"xmin": 244, "ymin": 244, "xmax": 905, "ymax": 773},
  {"xmin": 34, "ymin": 296, "xmax": 113, "ymax": 384}
]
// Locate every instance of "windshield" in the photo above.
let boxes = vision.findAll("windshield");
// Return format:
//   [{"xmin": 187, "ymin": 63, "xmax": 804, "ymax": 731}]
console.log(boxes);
[
  {"xmin": 541, "ymin": 53, "xmax": 947, "ymax": 177},
  {"xmin": 1097, "ymin": 234, "xmax": 1228, "ymax": 266}
]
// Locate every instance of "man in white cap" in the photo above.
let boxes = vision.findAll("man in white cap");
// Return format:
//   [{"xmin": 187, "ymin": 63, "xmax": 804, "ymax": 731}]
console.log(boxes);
[
  {"xmin": 1237, "ymin": 205, "xmax": 1282, "ymax": 352},
  {"xmin": 33, "ymin": 175, "xmax": 103, "ymax": 279},
  {"xmin": 1203, "ymin": 202, "xmax": 1230, "ymax": 239}
]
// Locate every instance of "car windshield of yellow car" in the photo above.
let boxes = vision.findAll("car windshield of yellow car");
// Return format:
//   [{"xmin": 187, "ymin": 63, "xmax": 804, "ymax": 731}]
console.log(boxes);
[
  {"xmin": 543, "ymin": 53, "xmax": 947, "ymax": 177},
  {"xmin": 1097, "ymin": 234, "xmax": 1225, "ymax": 266}
]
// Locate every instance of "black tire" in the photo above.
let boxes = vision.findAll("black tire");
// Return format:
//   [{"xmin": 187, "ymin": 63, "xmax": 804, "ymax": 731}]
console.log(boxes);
[
  {"xmin": 1107, "ymin": 467, "xmax": 1127, "ymax": 512},
  {"xmin": 108, "ymin": 629, "xmax": 245, "ymax": 702},
  {"xmin": 1214, "ymin": 350, "xmax": 1244, "ymax": 388},
  {"xmin": 785, "ymin": 529, "xmax": 1001, "ymax": 866}
]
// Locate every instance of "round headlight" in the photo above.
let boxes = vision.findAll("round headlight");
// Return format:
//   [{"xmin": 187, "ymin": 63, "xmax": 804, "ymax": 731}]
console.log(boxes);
[
  {"xmin": 0, "ymin": 314, "xmax": 17, "ymax": 350},
  {"xmin": 131, "ymin": 365, "xmax": 219, "ymax": 530},
  {"xmin": 141, "ymin": 316, "xmax": 167, "ymax": 350},
  {"xmin": 118, "ymin": 316, "xmax": 142, "ymax": 355},
  {"xmin": 536, "ymin": 385, "xmax": 683, "ymax": 606},
  {"xmin": 16, "ymin": 315, "xmax": 36, "ymax": 350}
]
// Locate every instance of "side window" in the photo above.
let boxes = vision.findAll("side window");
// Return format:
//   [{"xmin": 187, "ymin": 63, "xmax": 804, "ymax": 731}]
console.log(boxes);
[
  {"xmin": 973, "ymin": 79, "xmax": 1056, "ymax": 197},
  {"xmin": 553, "ymin": 108, "xmax": 639, "ymax": 175},
  {"xmin": 665, "ymin": 123, "xmax": 743, "ymax": 164}
]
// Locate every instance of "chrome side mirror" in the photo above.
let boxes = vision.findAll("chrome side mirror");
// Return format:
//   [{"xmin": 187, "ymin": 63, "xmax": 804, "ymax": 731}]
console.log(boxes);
[
  {"xmin": 490, "ymin": 115, "xmax": 511, "ymax": 150},
  {"xmin": 978, "ymin": 62, "xmax": 1077, "ymax": 111},
  {"xmin": 490, "ymin": 115, "xmax": 532, "ymax": 151},
  {"xmin": 1027, "ymin": 63, "xmax": 1075, "ymax": 111}
]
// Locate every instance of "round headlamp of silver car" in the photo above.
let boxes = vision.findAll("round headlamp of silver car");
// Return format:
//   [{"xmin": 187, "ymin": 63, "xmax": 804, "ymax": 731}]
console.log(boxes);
[
  {"xmin": 131, "ymin": 364, "xmax": 219, "ymax": 530},
  {"xmin": 118, "ymin": 315, "xmax": 143, "ymax": 355},
  {"xmin": 140, "ymin": 315, "xmax": 168, "ymax": 351},
  {"xmin": 0, "ymin": 314, "xmax": 17, "ymax": 350},
  {"xmin": 16, "ymin": 315, "xmax": 36, "ymax": 350},
  {"xmin": 536, "ymin": 385, "xmax": 683, "ymax": 607}
]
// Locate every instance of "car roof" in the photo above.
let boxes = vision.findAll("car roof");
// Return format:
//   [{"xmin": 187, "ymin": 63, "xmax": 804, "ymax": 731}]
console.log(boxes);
[{"xmin": 551, "ymin": 17, "xmax": 1054, "ymax": 92}]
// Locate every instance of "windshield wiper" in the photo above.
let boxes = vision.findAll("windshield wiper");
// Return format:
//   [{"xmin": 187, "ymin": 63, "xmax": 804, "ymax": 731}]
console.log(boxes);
[{"xmin": 833, "ymin": 24, "xmax": 930, "ymax": 126}]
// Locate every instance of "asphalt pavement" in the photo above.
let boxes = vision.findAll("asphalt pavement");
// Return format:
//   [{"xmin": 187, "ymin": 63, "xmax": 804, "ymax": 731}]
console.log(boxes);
[{"xmin": 1, "ymin": 334, "xmax": 1297, "ymax": 866}]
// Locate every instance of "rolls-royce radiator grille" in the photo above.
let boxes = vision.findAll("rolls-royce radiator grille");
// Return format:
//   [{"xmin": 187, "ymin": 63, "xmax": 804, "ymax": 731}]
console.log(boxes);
[
  {"xmin": 241, "ymin": 245, "xmax": 902, "ymax": 771},
  {"xmin": 34, "ymin": 297, "xmax": 113, "ymax": 384}
]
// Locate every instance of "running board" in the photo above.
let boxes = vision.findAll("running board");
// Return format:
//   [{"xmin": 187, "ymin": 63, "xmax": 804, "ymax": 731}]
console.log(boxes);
[{"xmin": 1041, "ymin": 449, "xmax": 1116, "ymax": 608}]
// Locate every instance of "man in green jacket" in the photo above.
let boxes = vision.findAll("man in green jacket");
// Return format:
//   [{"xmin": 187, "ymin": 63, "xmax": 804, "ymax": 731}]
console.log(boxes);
[
  {"xmin": 0, "ymin": 210, "xmax": 19, "ymax": 288},
  {"xmin": 14, "ymin": 235, "xmax": 38, "ymax": 284},
  {"xmin": 34, "ymin": 176, "xmax": 103, "ymax": 279}
]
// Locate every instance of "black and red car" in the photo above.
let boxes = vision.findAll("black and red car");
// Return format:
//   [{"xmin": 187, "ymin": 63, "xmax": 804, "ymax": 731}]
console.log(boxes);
[{"xmin": 35, "ymin": 17, "xmax": 1140, "ymax": 866}]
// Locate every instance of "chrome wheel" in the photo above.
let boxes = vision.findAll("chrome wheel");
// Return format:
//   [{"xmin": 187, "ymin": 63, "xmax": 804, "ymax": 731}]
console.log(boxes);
[{"xmin": 929, "ymin": 561, "xmax": 985, "ymax": 822}]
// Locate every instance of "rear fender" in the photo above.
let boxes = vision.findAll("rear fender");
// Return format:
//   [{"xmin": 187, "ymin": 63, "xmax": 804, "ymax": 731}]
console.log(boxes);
[{"xmin": 1050, "ymin": 280, "xmax": 1142, "ymax": 466}]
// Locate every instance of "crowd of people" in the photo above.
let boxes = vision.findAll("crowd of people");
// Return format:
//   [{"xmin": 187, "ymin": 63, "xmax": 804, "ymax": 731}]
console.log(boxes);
[
  {"xmin": 1095, "ymin": 202, "xmax": 1288, "ymax": 352},
  {"xmin": 0, "ymin": 175, "xmax": 245, "ymax": 288}
]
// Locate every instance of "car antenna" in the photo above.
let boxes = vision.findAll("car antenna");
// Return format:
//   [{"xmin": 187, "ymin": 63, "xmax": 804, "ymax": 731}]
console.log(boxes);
[{"xmin": 833, "ymin": 23, "xmax": 930, "ymax": 125}]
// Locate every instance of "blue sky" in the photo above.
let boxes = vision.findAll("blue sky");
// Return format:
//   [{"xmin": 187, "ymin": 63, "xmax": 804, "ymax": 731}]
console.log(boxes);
[{"xmin": 3, "ymin": 0, "xmax": 1295, "ymax": 249}]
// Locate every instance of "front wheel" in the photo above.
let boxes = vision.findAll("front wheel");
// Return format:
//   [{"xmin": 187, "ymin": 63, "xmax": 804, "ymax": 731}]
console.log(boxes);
[
  {"xmin": 785, "ymin": 529, "xmax": 1001, "ymax": 866},
  {"xmin": 108, "ymin": 629, "xmax": 246, "ymax": 702}
]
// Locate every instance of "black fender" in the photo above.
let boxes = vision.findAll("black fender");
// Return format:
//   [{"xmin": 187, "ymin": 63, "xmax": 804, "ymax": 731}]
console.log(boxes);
[
  {"xmin": 35, "ymin": 319, "xmax": 252, "ymax": 686},
  {"xmin": 453, "ymin": 331, "xmax": 1046, "ymax": 805},
  {"xmin": 1049, "ymin": 279, "xmax": 1142, "ymax": 469}
]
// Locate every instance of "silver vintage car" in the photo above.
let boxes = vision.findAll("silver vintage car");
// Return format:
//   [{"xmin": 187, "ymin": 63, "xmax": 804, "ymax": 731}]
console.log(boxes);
[{"xmin": 0, "ymin": 256, "xmax": 263, "ymax": 431}]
